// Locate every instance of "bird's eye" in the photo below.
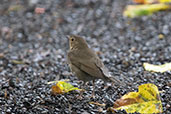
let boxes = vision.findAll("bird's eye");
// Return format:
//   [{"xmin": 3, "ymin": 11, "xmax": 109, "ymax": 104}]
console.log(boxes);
[{"xmin": 71, "ymin": 38, "xmax": 74, "ymax": 41}]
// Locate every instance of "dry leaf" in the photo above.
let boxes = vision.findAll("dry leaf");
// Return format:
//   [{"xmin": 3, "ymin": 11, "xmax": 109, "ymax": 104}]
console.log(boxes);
[
  {"xmin": 158, "ymin": 34, "xmax": 164, "ymax": 39},
  {"xmin": 143, "ymin": 62, "xmax": 171, "ymax": 73},
  {"xmin": 133, "ymin": 0, "xmax": 171, "ymax": 4},
  {"xmin": 11, "ymin": 60, "xmax": 25, "ymax": 64},
  {"xmin": 35, "ymin": 7, "xmax": 45, "ymax": 14},
  {"xmin": 8, "ymin": 5, "xmax": 23, "ymax": 12},
  {"xmin": 112, "ymin": 83, "xmax": 163, "ymax": 113},
  {"xmin": 89, "ymin": 102, "xmax": 106, "ymax": 107},
  {"xmin": 123, "ymin": 4, "xmax": 171, "ymax": 18},
  {"xmin": 50, "ymin": 80, "xmax": 82, "ymax": 95}
]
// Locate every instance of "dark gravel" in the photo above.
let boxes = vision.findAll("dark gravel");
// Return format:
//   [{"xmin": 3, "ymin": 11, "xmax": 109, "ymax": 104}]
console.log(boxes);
[{"xmin": 0, "ymin": 0, "xmax": 171, "ymax": 114}]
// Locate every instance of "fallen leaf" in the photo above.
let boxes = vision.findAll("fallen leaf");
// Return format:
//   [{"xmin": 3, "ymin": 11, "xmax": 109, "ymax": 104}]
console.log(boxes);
[
  {"xmin": 50, "ymin": 80, "xmax": 82, "ymax": 94},
  {"xmin": 143, "ymin": 62, "xmax": 171, "ymax": 73},
  {"xmin": 11, "ymin": 60, "xmax": 25, "ymax": 64},
  {"xmin": 133, "ymin": 0, "xmax": 153, "ymax": 4},
  {"xmin": 158, "ymin": 34, "xmax": 164, "ymax": 39},
  {"xmin": 112, "ymin": 83, "xmax": 163, "ymax": 113},
  {"xmin": 123, "ymin": 4, "xmax": 171, "ymax": 18},
  {"xmin": 35, "ymin": 7, "xmax": 45, "ymax": 14},
  {"xmin": 4, "ymin": 89, "xmax": 8, "ymax": 98},
  {"xmin": 133, "ymin": 0, "xmax": 171, "ymax": 4},
  {"xmin": 8, "ymin": 5, "xmax": 23, "ymax": 12},
  {"xmin": 0, "ymin": 53, "xmax": 4, "ymax": 58},
  {"xmin": 51, "ymin": 84, "xmax": 63, "ymax": 94},
  {"xmin": 89, "ymin": 102, "xmax": 106, "ymax": 107},
  {"xmin": 160, "ymin": 0, "xmax": 171, "ymax": 3}
]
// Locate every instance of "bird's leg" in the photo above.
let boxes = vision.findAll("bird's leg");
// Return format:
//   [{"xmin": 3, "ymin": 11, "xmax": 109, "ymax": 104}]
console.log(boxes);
[
  {"xmin": 78, "ymin": 90, "xmax": 83, "ymax": 100},
  {"xmin": 91, "ymin": 80, "xmax": 95, "ymax": 98},
  {"xmin": 78, "ymin": 81, "xmax": 85, "ymax": 100},
  {"xmin": 111, "ymin": 82, "xmax": 115, "ymax": 87}
]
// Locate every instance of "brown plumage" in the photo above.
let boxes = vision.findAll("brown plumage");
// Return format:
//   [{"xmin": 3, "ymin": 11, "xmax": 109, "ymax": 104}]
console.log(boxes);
[{"xmin": 67, "ymin": 35, "xmax": 125, "ymax": 97}]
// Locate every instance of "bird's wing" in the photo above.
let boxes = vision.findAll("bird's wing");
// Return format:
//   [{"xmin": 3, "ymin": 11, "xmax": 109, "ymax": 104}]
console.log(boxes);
[
  {"xmin": 94, "ymin": 57, "xmax": 110, "ymax": 77},
  {"xmin": 68, "ymin": 50, "xmax": 125, "ymax": 85},
  {"xmin": 81, "ymin": 57, "xmax": 108, "ymax": 79},
  {"xmin": 68, "ymin": 51, "xmax": 106, "ymax": 79}
]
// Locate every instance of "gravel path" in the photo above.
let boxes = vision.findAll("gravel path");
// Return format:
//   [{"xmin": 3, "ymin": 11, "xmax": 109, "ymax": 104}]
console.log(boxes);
[{"xmin": 0, "ymin": 0, "xmax": 170, "ymax": 113}]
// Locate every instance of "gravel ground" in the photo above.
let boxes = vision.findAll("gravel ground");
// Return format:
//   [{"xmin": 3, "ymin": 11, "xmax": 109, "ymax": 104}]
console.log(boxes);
[{"xmin": 0, "ymin": 0, "xmax": 171, "ymax": 114}]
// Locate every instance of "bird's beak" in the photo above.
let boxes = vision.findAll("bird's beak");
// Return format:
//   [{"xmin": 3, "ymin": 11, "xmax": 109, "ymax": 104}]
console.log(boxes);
[{"xmin": 66, "ymin": 35, "xmax": 70, "ymax": 39}]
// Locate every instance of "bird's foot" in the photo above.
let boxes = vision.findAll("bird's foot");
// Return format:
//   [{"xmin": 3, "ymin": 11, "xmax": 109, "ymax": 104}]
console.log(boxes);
[
  {"xmin": 77, "ymin": 90, "xmax": 84, "ymax": 100},
  {"xmin": 89, "ymin": 91, "xmax": 96, "ymax": 99}
]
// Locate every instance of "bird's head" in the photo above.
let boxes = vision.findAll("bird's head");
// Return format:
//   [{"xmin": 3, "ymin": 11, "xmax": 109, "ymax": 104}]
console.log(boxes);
[{"xmin": 68, "ymin": 35, "xmax": 89, "ymax": 50}]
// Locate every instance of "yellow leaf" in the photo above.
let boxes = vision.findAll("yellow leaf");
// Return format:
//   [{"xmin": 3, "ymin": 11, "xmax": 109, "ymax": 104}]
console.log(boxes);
[
  {"xmin": 133, "ymin": 0, "xmax": 155, "ymax": 4},
  {"xmin": 160, "ymin": 0, "xmax": 171, "ymax": 3},
  {"xmin": 143, "ymin": 62, "xmax": 171, "ymax": 73},
  {"xmin": 123, "ymin": 4, "xmax": 171, "ymax": 18},
  {"xmin": 8, "ymin": 5, "xmax": 23, "ymax": 12},
  {"xmin": 158, "ymin": 34, "xmax": 164, "ymax": 39},
  {"xmin": 51, "ymin": 80, "xmax": 82, "ymax": 94},
  {"xmin": 11, "ymin": 60, "xmax": 25, "ymax": 64},
  {"xmin": 112, "ymin": 83, "xmax": 163, "ymax": 113},
  {"xmin": 133, "ymin": 0, "xmax": 171, "ymax": 4}
]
